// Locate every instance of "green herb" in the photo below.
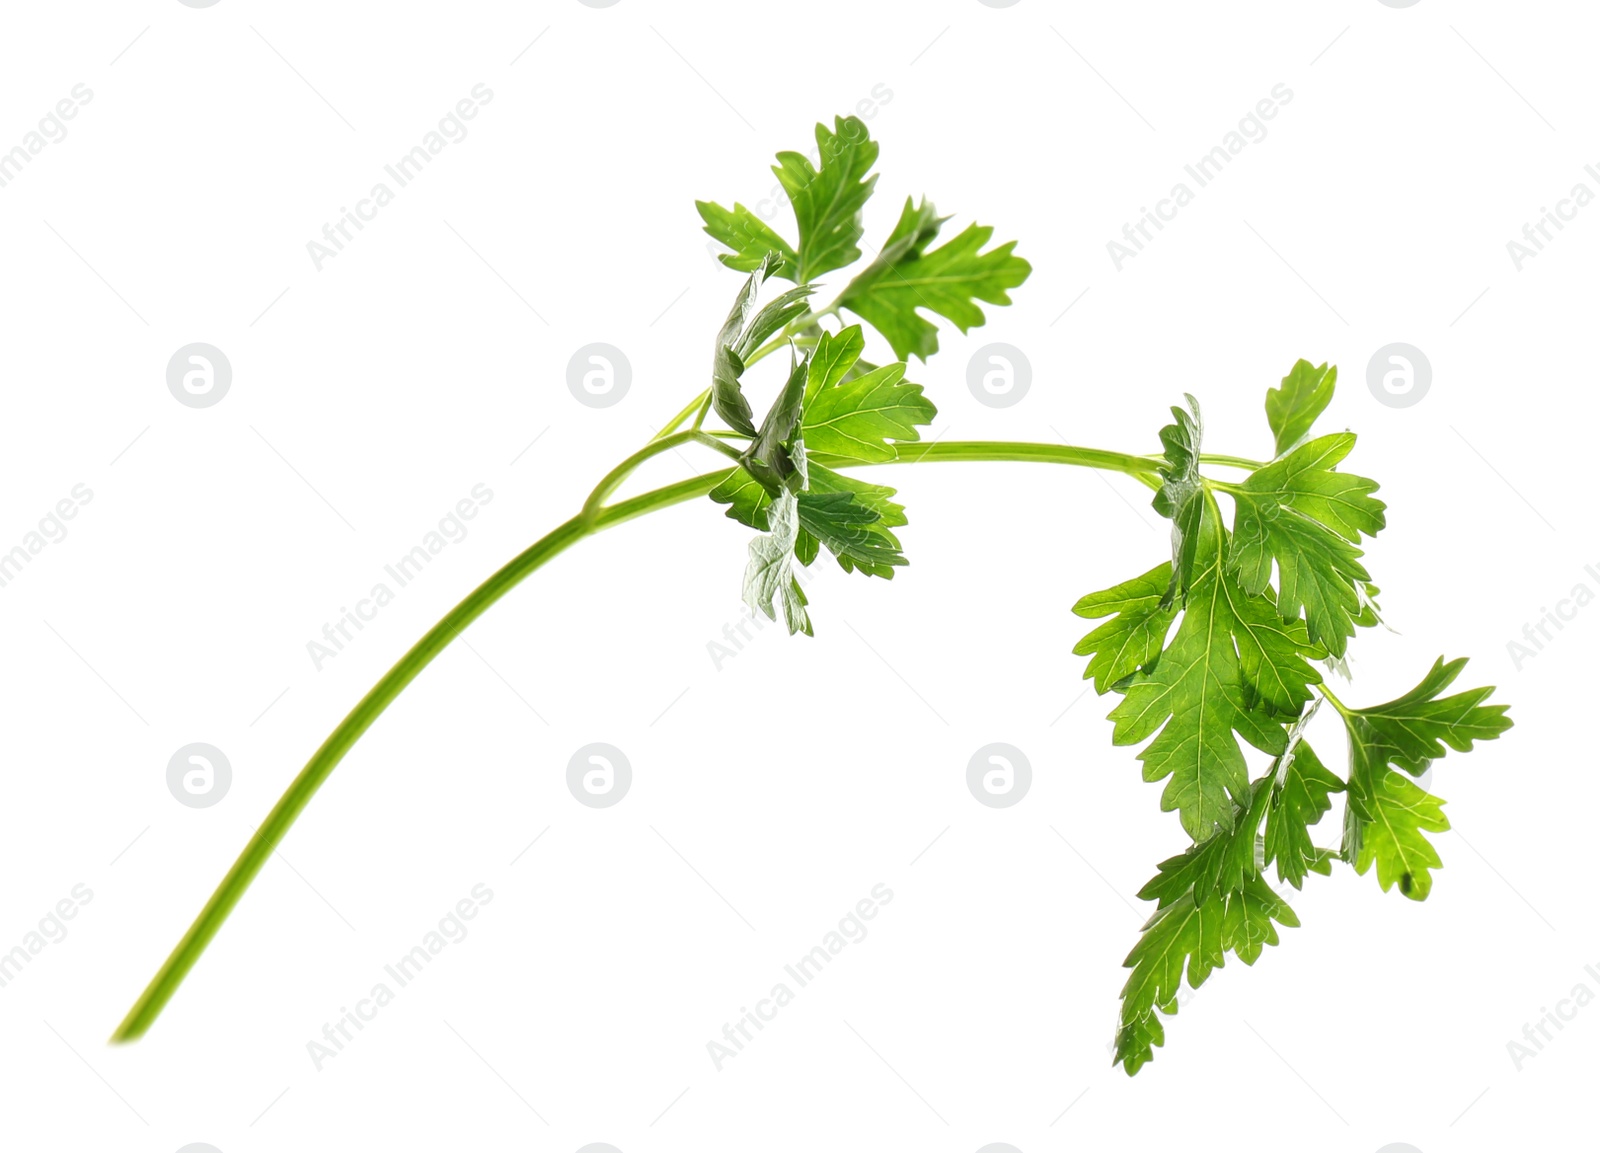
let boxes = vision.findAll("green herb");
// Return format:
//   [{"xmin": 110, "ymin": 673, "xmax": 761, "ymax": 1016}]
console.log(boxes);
[{"xmin": 113, "ymin": 115, "xmax": 1512, "ymax": 1080}]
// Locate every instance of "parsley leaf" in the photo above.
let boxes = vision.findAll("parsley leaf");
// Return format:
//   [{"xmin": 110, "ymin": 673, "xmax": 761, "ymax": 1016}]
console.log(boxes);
[
  {"xmin": 837, "ymin": 196, "xmax": 1031, "ymax": 361},
  {"xmin": 734, "ymin": 284, "xmax": 817, "ymax": 363},
  {"xmin": 1115, "ymin": 874, "xmax": 1299, "ymax": 1075},
  {"xmin": 1071, "ymin": 562, "xmax": 1178, "ymax": 694},
  {"xmin": 1229, "ymin": 433, "xmax": 1386, "ymax": 657},
  {"xmin": 742, "ymin": 488, "xmax": 811, "ymax": 636},
  {"xmin": 1152, "ymin": 395, "xmax": 1206, "ymax": 609},
  {"xmin": 1108, "ymin": 494, "xmax": 1292, "ymax": 840},
  {"xmin": 774, "ymin": 116, "xmax": 880, "ymax": 282},
  {"xmin": 1264, "ymin": 360, "xmax": 1336, "ymax": 457},
  {"xmin": 1262, "ymin": 738, "xmax": 1343, "ymax": 890},
  {"xmin": 1336, "ymin": 656, "xmax": 1512, "ymax": 899},
  {"xmin": 803, "ymin": 326, "xmax": 866, "ymax": 406},
  {"xmin": 1348, "ymin": 769, "xmax": 1449, "ymax": 901},
  {"xmin": 797, "ymin": 489, "xmax": 906, "ymax": 578},
  {"xmin": 742, "ymin": 348, "xmax": 810, "ymax": 493},
  {"xmin": 801, "ymin": 362, "xmax": 937, "ymax": 462},
  {"xmin": 710, "ymin": 253, "xmax": 783, "ymax": 436},
  {"xmin": 695, "ymin": 201, "xmax": 800, "ymax": 278}
]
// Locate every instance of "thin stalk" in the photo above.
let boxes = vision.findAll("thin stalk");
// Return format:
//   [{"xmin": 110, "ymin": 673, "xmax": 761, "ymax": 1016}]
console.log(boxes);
[
  {"xmin": 581, "ymin": 430, "xmax": 743, "ymax": 518},
  {"xmin": 689, "ymin": 389, "xmax": 714, "ymax": 431},
  {"xmin": 111, "ymin": 434, "xmax": 1171, "ymax": 1041},
  {"xmin": 652, "ymin": 391, "xmax": 712, "ymax": 440}
]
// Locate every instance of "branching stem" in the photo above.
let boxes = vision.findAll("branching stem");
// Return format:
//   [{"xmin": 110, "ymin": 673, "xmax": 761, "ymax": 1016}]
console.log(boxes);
[{"xmin": 110, "ymin": 414, "xmax": 1186, "ymax": 1042}]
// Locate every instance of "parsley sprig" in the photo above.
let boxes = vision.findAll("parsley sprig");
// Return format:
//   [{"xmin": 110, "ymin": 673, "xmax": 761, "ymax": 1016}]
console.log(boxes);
[{"xmin": 113, "ymin": 116, "xmax": 1511, "ymax": 1080}]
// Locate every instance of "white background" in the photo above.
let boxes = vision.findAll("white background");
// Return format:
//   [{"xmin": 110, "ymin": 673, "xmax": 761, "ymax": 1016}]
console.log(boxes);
[{"xmin": 0, "ymin": 1, "xmax": 1591, "ymax": 1150}]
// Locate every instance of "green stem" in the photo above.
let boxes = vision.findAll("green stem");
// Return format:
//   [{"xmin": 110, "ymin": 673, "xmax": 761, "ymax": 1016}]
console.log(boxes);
[
  {"xmin": 653, "ymin": 391, "xmax": 712, "ymax": 440},
  {"xmin": 111, "ymin": 436, "xmax": 1167, "ymax": 1042},
  {"xmin": 689, "ymin": 389, "xmax": 714, "ymax": 431},
  {"xmin": 580, "ymin": 430, "xmax": 743, "ymax": 518}
]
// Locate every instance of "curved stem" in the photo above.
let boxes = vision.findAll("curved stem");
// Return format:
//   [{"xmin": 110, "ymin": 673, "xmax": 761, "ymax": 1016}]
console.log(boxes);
[
  {"xmin": 581, "ymin": 430, "xmax": 743, "ymax": 518},
  {"xmin": 881, "ymin": 440, "xmax": 1161, "ymax": 479},
  {"xmin": 689, "ymin": 389, "xmax": 714, "ymax": 431},
  {"xmin": 111, "ymin": 436, "xmax": 1171, "ymax": 1041},
  {"xmin": 653, "ymin": 391, "xmax": 712, "ymax": 440},
  {"xmin": 1198, "ymin": 453, "xmax": 1266, "ymax": 471}
]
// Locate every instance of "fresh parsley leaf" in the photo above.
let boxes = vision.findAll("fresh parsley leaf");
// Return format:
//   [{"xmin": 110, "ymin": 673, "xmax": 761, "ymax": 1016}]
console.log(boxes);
[
  {"xmin": 695, "ymin": 201, "xmax": 800, "ymax": 278},
  {"xmin": 742, "ymin": 348, "xmax": 811, "ymax": 493},
  {"xmin": 708, "ymin": 466, "xmax": 770, "ymax": 531},
  {"xmin": 1152, "ymin": 395, "xmax": 1206, "ymax": 609},
  {"xmin": 1240, "ymin": 433, "xmax": 1386, "ymax": 544},
  {"xmin": 797, "ymin": 490, "xmax": 906, "ymax": 578},
  {"xmin": 1342, "ymin": 656, "xmax": 1513, "ymax": 774},
  {"xmin": 837, "ymin": 196, "xmax": 1031, "ymax": 362},
  {"xmin": 774, "ymin": 116, "xmax": 880, "ymax": 282},
  {"xmin": 734, "ymin": 284, "xmax": 816, "ymax": 363},
  {"xmin": 1264, "ymin": 360, "xmax": 1336, "ymax": 457},
  {"xmin": 1071, "ymin": 563, "xmax": 1178, "ymax": 694},
  {"xmin": 711, "ymin": 253, "xmax": 782, "ymax": 436},
  {"xmin": 1229, "ymin": 433, "xmax": 1386, "ymax": 657},
  {"xmin": 1262, "ymin": 738, "xmax": 1344, "ymax": 890},
  {"xmin": 1337, "ymin": 657, "xmax": 1511, "ymax": 899},
  {"xmin": 800, "ymin": 362, "xmax": 937, "ymax": 462},
  {"xmin": 1115, "ymin": 874, "xmax": 1298, "ymax": 1075},
  {"xmin": 1348, "ymin": 769, "xmax": 1448, "ymax": 901},
  {"xmin": 804, "ymin": 326, "xmax": 867, "ymax": 406},
  {"xmin": 742, "ymin": 487, "xmax": 812, "ymax": 636},
  {"xmin": 1138, "ymin": 778, "xmax": 1271, "ymax": 909},
  {"xmin": 1108, "ymin": 494, "xmax": 1292, "ymax": 840}
]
